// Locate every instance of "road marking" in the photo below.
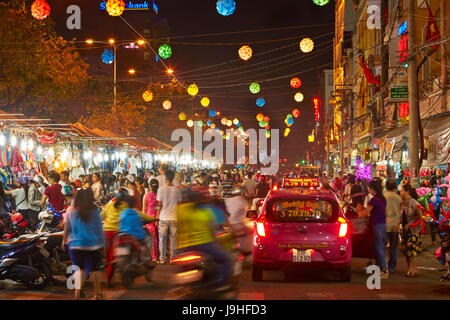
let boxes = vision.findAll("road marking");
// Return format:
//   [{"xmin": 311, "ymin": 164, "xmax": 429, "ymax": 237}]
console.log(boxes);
[
  {"xmin": 417, "ymin": 267, "xmax": 439, "ymax": 271},
  {"xmin": 377, "ymin": 293, "xmax": 407, "ymax": 300},
  {"xmin": 238, "ymin": 292, "xmax": 265, "ymax": 300},
  {"xmin": 306, "ymin": 293, "xmax": 336, "ymax": 300}
]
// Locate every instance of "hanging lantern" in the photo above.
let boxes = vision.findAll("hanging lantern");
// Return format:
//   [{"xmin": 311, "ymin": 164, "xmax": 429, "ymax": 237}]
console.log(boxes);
[
  {"xmin": 158, "ymin": 44, "xmax": 172, "ymax": 59},
  {"xmin": 256, "ymin": 113, "xmax": 264, "ymax": 122},
  {"xmin": 187, "ymin": 120, "xmax": 194, "ymax": 127},
  {"xmin": 287, "ymin": 117, "xmax": 294, "ymax": 125},
  {"xmin": 236, "ymin": 122, "xmax": 241, "ymax": 127},
  {"xmin": 206, "ymin": 120, "xmax": 212, "ymax": 126},
  {"xmin": 287, "ymin": 113, "xmax": 293, "ymax": 119},
  {"xmin": 259, "ymin": 121, "xmax": 265, "ymax": 128},
  {"xmin": 300, "ymin": 38, "xmax": 314, "ymax": 53},
  {"xmin": 294, "ymin": 92, "xmax": 304, "ymax": 102},
  {"xmin": 142, "ymin": 90, "xmax": 154, "ymax": 102},
  {"xmin": 227, "ymin": 120, "xmax": 232, "ymax": 127},
  {"xmin": 233, "ymin": 118, "xmax": 239, "ymax": 125},
  {"xmin": 312, "ymin": 0, "xmax": 329, "ymax": 6},
  {"xmin": 256, "ymin": 98, "xmax": 265, "ymax": 107},
  {"xmin": 211, "ymin": 123, "xmax": 216, "ymax": 129},
  {"xmin": 187, "ymin": 84, "xmax": 199, "ymax": 96},
  {"xmin": 263, "ymin": 116, "xmax": 270, "ymax": 122},
  {"xmin": 197, "ymin": 121, "xmax": 204, "ymax": 127},
  {"xmin": 179, "ymin": 113, "xmax": 187, "ymax": 121},
  {"xmin": 290, "ymin": 77, "xmax": 302, "ymax": 89},
  {"xmin": 106, "ymin": 0, "xmax": 126, "ymax": 16},
  {"xmin": 284, "ymin": 128, "xmax": 291, "ymax": 137},
  {"xmin": 201, "ymin": 97, "xmax": 210, "ymax": 107},
  {"xmin": 221, "ymin": 118, "xmax": 228, "ymax": 125},
  {"xmin": 292, "ymin": 108, "xmax": 301, "ymax": 118},
  {"xmin": 265, "ymin": 125, "xmax": 270, "ymax": 130},
  {"xmin": 209, "ymin": 109, "xmax": 217, "ymax": 117},
  {"xmin": 249, "ymin": 82, "xmax": 261, "ymax": 94},
  {"xmin": 265, "ymin": 130, "xmax": 271, "ymax": 138},
  {"xmin": 238, "ymin": 45, "xmax": 253, "ymax": 61},
  {"xmin": 162, "ymin": 100, "xmax": 172, "ymax": 110},
  {"xmin": 216, "ymin": 0, "xmax": 236, "ymax": 16},
  {"xmin": 101, "ymin": 49, "xmax": 114, "ymax": 64},
  {"xmin": 238, "ymin": 126, "xmax": 244, "ymax": 132},
  {"xmin": 31, "ymin": 0, "xmax": 50, "ymax": 20}
]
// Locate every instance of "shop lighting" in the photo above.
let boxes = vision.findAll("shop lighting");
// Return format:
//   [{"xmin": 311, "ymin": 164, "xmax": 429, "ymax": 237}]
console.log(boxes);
[
  {"xmin": 0, "ymin": 135, "xmax": 5, "ymax": 146},
  {"xmin": 27, "ymin": 139, "xmax": 34, "ymax": 151},
  {"xmin": 72, "ymin": 159, "xmax": 77, "ymax": 167},
  {"xmin": 10, "ymin": 135, "xmax": 17, "ymax": 147},
  {"xmin": 54, "ymin": 161, "xmax": 60, "ymax": 169},
  {"xmin": 83, "ymin": 152, "xmax": 89, "ymax": 160},
  {"xmin": 104, "ymin": 154, "xmax": 109, "ymax": 162},
  {"xmin": 20, "ymin": 140, "xmax": 27, "ymax": 151},
  {"xmin": 389, "ymin": 159, "xmax": 394, "ymax": 166},
  {"xmin": 88, "ymin": 150, "xmax": 93, "ymax": 158}
]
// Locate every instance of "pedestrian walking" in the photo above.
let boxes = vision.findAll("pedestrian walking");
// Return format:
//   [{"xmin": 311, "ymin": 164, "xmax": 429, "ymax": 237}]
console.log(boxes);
[
  {"xmin": 62, "ymin": 188, "xmax": 104, "ymax": 300},
  {"xmin": 400, "ymin": 183, "xmax": 423, "ymax": 277},
  {"xmin": 142, "ymin": 179, "xmax": 160, "ymax": 262},
  {"xmin": 41, "ymin": 171, "xmax": 65, "ymax": 211},
  {"xmin": 156, "ymin": 170, "xmax": 181, "ymax": 264},
  {"xmin": 91, "ymin": 173, "xmax": 104, "ymax": 204},
  {"xmin": 384, "ymin": 179, "xmax": 403, "ymax": 273}
]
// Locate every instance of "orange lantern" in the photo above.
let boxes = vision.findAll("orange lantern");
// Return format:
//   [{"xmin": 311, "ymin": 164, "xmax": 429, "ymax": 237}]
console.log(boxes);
[
  {"xmin": 31, "ymin": 0, "xmax": 50, "ymax": 20},
  {"xmin": 256, "ymin": 113, "xmax": 264, "ymax": 122},
  {"xmin": 142, "ymin": 90, "xmax": 154, "ymax": 102},
  {"xmin": 290, "ymin": 77, "xmax": 302, "ymax": 89},
  {"xmin": 106, "ymin": 0, "xmax": 126, "ymax": 16},
  {"xmin": 263, "ymin": 116, "xmax": 270, "ymax": 122},
  {"xmin": 292, "ymin": 108, "xmax": 301, "ymax": 118}
]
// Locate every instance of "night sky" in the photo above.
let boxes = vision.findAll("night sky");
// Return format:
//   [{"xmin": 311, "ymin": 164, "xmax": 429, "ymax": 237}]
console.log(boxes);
[{"xmin": 49, "ymin": 0, "xmax": 335, "ymax": 163}]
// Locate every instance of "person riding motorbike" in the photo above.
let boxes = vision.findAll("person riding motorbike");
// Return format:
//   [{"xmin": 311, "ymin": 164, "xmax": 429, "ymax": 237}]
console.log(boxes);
[{"xmin": 176, "ymin": 187, "xmax": 233, "ymax": 292}]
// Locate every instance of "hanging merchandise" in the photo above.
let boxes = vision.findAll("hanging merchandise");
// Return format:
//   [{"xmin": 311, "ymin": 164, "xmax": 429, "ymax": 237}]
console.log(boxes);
[
  {"xmin": 106, "ymin": 0, "xmax": 126, "ymax": 16},
  {"xmin": 158, "ymin": 44, "xmax": 172, "ymax": 59},
  {"xmin": 179, "ymin": 113, "xmax": 187, "ymax": 121},
  {"xmin": 238, "ymin": 45, "xmax": 253, "ymax": 61},
  {"xmin": 101, "ymin": 49, "xmax": 114, "ymax": 64},
  {"xmin": 294, "ymin": 92, "xmax": 304, "ymax": 102},
  {"xmin": 142, "ymin": 90, "xmax": 154, "ymax": 102},
  {"xmin": 187, "ymin": 84, "xmax": 199, "ymax": 96},
  {"xmin": 256, "ymin": 98, "xmax": 265, "ymax": 107},
  {"xmin": 290, "ymin": 77, "xmax": 302, "ymax": 88},
  {"xmin": 31, "ymin": 0, "xmax": 50, "ymax": 20},
  {"xmin": 249, "ymin": 82, "xmax": 261, "ymax": 94},
  {"xmin": 292, "ymin": 108, "xmax": 301, "ymax": 118},
  {"xmin": 201, "ymin": 97, "xmax": 210, "ymax": 107},
  {"xmin": 216, "ymin": 0, "xmax": 236, "ymax": 16},
  {"xmin": 209, "ymin": 109, "xmax": 217, "ymax": 117},
  {"xmin": 300, "ymin": 38, "xmax": 314, "ymax": 53},
  {"xmin": 162, "ymin": 100, "xmax": 172, "ymax": 110}
]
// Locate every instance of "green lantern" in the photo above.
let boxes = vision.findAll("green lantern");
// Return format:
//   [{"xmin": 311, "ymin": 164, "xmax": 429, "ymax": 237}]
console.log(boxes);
[
  {"xmin": 259, "ymin": 121, "xmax": 265, "ymax": 127},
  {"xmin": 312, "ymin": 0, "xmax": 329, "ymax": 6},
  {"xmin": 158, "ymin": 44, "xmax": 172, "ymax": 59},
  {"xmin": 249, "ymin": 82, "xmax": 261, "ymax": 94}
]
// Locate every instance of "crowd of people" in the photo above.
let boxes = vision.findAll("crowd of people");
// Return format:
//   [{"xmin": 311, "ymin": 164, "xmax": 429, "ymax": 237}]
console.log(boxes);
[{"xmin": 0, "ymin": 163, "xmax": 447, "ymax": 298}]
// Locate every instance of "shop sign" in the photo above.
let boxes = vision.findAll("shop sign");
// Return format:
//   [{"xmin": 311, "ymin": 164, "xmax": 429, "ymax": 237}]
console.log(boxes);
[
  {"xmin": 100, "ymin": 1, "xmax": 151, "ymax": 11},
  {"xmin": 390, "ymin": 87, "xmax": 408, "ymax": 100},
  {"xmin": 366, "ymin": 0, "xmax": 381, "ymax": 30}
]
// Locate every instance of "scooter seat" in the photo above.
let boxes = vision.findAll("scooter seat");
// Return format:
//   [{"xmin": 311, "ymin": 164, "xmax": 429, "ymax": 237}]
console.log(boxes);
[{"xmin": 0, "ymin": 236, "xmax": 37, "ymax": 252}]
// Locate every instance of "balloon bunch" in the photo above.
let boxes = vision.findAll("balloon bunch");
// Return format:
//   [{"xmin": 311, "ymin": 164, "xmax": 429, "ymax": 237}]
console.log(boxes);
[{"xmin": 438, "ymin": 174, "xmax": 450, "ymax": 202}]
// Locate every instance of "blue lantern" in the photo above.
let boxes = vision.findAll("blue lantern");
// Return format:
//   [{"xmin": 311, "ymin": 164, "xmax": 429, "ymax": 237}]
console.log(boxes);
[
  {"xmin": 236, "ymin": 122, "xmax": 241, "ymax": 127},
  {"xmin": 209, "ymin": 109, "xmax": 217, "ymax": 117},
  {"xmin": 215, "ymin": 128, "xmax": 221, "ymax": 132},
  {"xmin": 216, "ymin": 0, "xmax": 236, "ymax": 16},
  {"xmin": 101, "ymin": 49, "xmax": 114, "ymax": 64},
  {"xmin": 287, "ymin": 117, "xmax": 294, "ymax": 125},
  {"xmin": 256, "ymin": 98, "xmax": 265, "ymax": 107},
  {"xmin": 206, "ymin": 120, "xmax": 212, "ymax": 126}
]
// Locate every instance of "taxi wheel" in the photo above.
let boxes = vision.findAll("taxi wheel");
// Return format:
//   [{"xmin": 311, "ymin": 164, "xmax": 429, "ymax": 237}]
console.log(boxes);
[
  {"xmin": 252, "ymin": 266, "xmax": 263, "ymax": 282},
  {"xmin": 338, "ymin": 266, "xmax": 351, "ymax": 282}
]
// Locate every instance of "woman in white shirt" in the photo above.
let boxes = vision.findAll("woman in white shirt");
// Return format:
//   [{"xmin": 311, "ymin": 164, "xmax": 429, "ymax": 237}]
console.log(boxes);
[{"xmin": 5, "ymin": 177, "xmax": 31, "ymax": 224}]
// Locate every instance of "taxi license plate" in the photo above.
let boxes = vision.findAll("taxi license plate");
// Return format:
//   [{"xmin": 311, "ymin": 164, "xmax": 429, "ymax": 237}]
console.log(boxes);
[
  {"xmin": 292, "ymin": 249, "xmax": 311, "ymax": 262},
  {"xmin": 115, "ymin": 247, "xmax": 130, "ymax": 256}
]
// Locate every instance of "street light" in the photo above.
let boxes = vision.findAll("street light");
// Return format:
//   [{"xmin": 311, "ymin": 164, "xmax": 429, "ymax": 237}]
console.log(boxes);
[
  {"xmin": 128, "ymin": 68, "xmax": 136, "ymax": 75},
  {"xmin": 167, "ymin": 68, "xmax": 174, "ymax": 75},
  {"xmin": 137, "ymin": 39, "xmax": 145, "ymax": 45},
  {"xmin": 108, "ymin": 38, "xmax": 115, "ymax": 44},
  {"xmin": 85, "ymin": 39, "xmax": 94, "ymax": 45}
]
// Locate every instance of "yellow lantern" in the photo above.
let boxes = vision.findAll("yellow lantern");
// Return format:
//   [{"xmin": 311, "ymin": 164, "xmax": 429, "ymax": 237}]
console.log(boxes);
[
  {"xmin": 106, "ymin": 0, "xmax": 125, "ymax": 16},
  {"xmin": 179, "ymin": 112, "xmax": 187, "ymax": 121},
  {"xmin": 284, "ymin": 128, "xmax": 291, "ymax": 137},
  {"xmin": 300, "ymin": 38, "xmax": 314, "ymax": 53},
  {"xmin": 308, "ymin": 134, "xmax": 315, "ymax": 142},
  {"xmin": 187, "ymin": 120, "xmax": 194, "ymax": 127},
  {"xmin": 142, "ymin": 90, "xmax": 154, "ymax": 102},
  {"xmin": 233, "ymin": 118, "xmax": 239, "ymax": 125},
  {"xmin": 162, "ymin": 100, "xmax": 172, "ymax": 110},
  {"xmin": 294, "ymin": 92, "xmax": 304, "ymax": 102},
  {"xmin": 221, "ymin": 118, "xmax": 228, "ymax": 125},
  {"xmin": 256, "ymin": 113, "xmax": 264, "ymax": 122},
  {"xmin": 227, "ymin": 120, "xmax": 232, "ymax": 127},
  {"xmin": 201, "ymin": 97, "xmax": 210, "ymax": 107},
  {"xmin": 211, "ymin": 123, "xmax": 216, "ymax": 129},
  {"xmin": 187, "ymin": 84, "xmax": 199, "ymax": 96},
  {"xmin": 238, "ymin": 45, "xmax": 253, "ymax": 61}
]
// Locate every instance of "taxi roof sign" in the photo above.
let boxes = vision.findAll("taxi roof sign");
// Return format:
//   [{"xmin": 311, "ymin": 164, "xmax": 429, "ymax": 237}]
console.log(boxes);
[{"xmin": 282, "ymin": 178, "xmax": 320, "ymax": 188}]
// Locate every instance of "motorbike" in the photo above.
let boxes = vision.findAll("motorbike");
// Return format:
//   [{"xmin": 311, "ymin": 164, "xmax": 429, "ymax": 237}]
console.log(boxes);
[
  {"xmin": 35, "ymin": 206, "xmax": 64, "ymax": 234},
  {"xmin": 164, "ymin": 230, "xmax": 243, "ymax": 300},
  {"xmin": 113, "ymin": 231, "xmax": 156, "ymax": 289},
  {"xmin": 0, "ymin": 234, "xmax": 51, "ymax": 289},
  {"xmin": 2, "ymin": 211, "xmax": 34, "ymax": 239}
]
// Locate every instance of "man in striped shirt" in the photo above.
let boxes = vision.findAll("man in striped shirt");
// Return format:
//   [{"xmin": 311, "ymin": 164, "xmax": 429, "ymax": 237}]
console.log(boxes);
[{"xmin": 221, "ymin": 172, "xmax": 234, "ymax": 199}]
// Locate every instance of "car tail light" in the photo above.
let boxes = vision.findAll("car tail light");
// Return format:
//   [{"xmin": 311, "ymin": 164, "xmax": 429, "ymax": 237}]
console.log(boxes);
[
  {"xmin": 338, "ymin": 217, "xmax": 348, "ymax": 238},
  {"xmin": 256, "ymin": 221, "xmax": 266, "ymax": 237},
  {"xmin": 258, "ymin": 199, "xmax": 264, "ymax": 206},
  {"xmin": 172, "ymin": 255, "xmax": 202, "ymax": 264},
  {"xmin": 273, "ymin": 185, "xmax": 278, "ymax": 191}
]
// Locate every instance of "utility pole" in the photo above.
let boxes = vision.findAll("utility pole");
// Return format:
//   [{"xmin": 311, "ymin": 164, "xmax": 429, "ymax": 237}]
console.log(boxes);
[
  {"xmin": 441, "ymin": 0, "xmax": 448, "ymax": 113},
  {"xmin": 113, "ymin": 44, "xmax": 118, "ymax": 130},
  {"xmin": 407, "ymin": 0, "xmax": 420, "ymax": 187}
]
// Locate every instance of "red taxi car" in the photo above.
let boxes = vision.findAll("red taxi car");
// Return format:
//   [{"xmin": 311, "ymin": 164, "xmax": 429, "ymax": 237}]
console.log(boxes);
[{"xmin": 247, "ymin": 178, "xmax": 352, "ymax": 282}]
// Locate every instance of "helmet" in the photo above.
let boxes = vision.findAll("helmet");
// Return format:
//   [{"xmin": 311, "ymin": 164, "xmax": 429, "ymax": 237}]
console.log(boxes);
[
  {"xmin": 73, "ymin": 180, "xmax": 82, "ymax": 188},
  {"xmin": 32, "ymin": 175, "xmax": 44, "ymax": 185},
  {"xmin": 62, "ymin": 185, "xmax": 74, "ymax": 196},
  {"xmin": 18, "ymin": 176, "xmax": 29, "ymax": 185}
]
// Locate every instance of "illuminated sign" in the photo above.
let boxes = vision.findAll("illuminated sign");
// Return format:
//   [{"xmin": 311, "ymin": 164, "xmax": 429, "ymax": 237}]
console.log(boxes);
[
  {"xmin": 100, "ymin": 1, "xmax": 150, "ymax": 10},
  {"xmin": 399, "ymin": 102, "xmax": 409, "ymax": 119},
  {"xmin": 313, "ymin": 97, "xmax": 321, "ymax": 122},
  {"xmin": 282, "ymin": 178, "xmax": 320, "ymax": 188},
  {"xmin": 399, "ymin": 34, "xmax": 408, "ymax": 65},
  {"xmin": 398, "ymin": 21, "xmax": 407, "ymax": 36}
]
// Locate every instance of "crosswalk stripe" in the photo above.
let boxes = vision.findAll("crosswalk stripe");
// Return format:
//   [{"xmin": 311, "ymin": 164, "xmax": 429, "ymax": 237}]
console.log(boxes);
[
  {"xmin": 377, "ymin": 293, "xmax": 407, "ymax": 300},
  {"xmin": 306, "ymin": 292, "xmax": 336, "ymax": 300}
]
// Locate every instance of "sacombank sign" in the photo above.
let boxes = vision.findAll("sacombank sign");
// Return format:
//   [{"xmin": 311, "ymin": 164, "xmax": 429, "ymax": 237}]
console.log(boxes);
[{"xmin": 100, "ymin": 1, "xmax": 150, "ymax": 10}]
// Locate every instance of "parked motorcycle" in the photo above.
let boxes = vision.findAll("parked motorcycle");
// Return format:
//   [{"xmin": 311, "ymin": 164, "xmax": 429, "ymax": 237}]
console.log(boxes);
[
  {"xmin": 164, "ymin": 230, "xmax": 243, "ymax": 300},
  {"xmin": 0, "ymin": 234, "xmax": 51, "ymax": 289},
  {"xmin": 2, "ymin": 211, "xmax": 34, "ymax": 239},
  {"xmin": 39, "ymin": 231, "xmax": 72, "ymax": 286},
  {"xmin": 434, "ymin": 217, "xmax": 450, "ymax": 282},
  {"xmin": 0, "ymin": 257, "xmax": 43, "ymax": 290},
  {"xmin": 35, "ymin": 206, "xmax": 64, "ymax": 234}
]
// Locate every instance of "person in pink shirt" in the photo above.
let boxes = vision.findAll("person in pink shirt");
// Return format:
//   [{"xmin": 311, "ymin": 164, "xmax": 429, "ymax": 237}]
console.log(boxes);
[{"xmin": 142, "ymin": 179, "xmax": 160, "ymax": 262}]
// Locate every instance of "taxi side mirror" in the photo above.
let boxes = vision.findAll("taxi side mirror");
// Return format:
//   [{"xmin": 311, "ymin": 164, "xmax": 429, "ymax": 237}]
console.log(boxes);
[{"xmin": 246, "ymin": 210, "xmax": 258, "ymax": 220}]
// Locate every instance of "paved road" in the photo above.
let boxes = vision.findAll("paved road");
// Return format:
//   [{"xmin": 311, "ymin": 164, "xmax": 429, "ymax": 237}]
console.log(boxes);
[{"xmin": 0, "ymin": 243, "xmax": 449, "ymax": 300}]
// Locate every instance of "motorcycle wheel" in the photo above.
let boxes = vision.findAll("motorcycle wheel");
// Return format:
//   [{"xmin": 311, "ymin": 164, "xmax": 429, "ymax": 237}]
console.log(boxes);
[
  {"xmin": 24, "ymin": 259, "xmax": 51, "ymax": 290},
  {"xmin": 145, "ymin": 269, "xmax": 152, "ymax": 283},
  {"xmin": 122, "ymin": 266, "xmax": 135, "ymax": 289}
]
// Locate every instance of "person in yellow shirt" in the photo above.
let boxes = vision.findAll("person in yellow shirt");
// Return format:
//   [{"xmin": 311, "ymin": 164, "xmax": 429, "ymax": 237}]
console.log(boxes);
[
  {"xmin": 176, "ymin": 187, "xmax": 233, "ymax": 291},
  {"xmin": 100, "ymin": 190, "xmax": 128, "ymax": 287}
]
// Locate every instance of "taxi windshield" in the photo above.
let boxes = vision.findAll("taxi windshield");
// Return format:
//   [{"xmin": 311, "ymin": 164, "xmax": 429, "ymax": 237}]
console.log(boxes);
[{"xmin": 266, "ymin": 198, "xmax": 338, "ymax": 223}]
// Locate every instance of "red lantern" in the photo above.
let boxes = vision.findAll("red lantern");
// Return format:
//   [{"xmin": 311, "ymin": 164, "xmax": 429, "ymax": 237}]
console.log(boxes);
[
  {"xmin": 290, "ymin": 77, "xmax": 302, "ymax": 89},
  {"xmin": 292, "ymin": 108, "xmax": 301, "ymax": 118},
  {"xmin": 31, "ymin": 0, "xmax": 50, "ymax": 20},
  {"xmin": 265, "ymin": 125, "xmax": 270, "ymax": 130},
  {"xmin": 263, "ymin": 116, "xmax": 270, "ymax": 122}
]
